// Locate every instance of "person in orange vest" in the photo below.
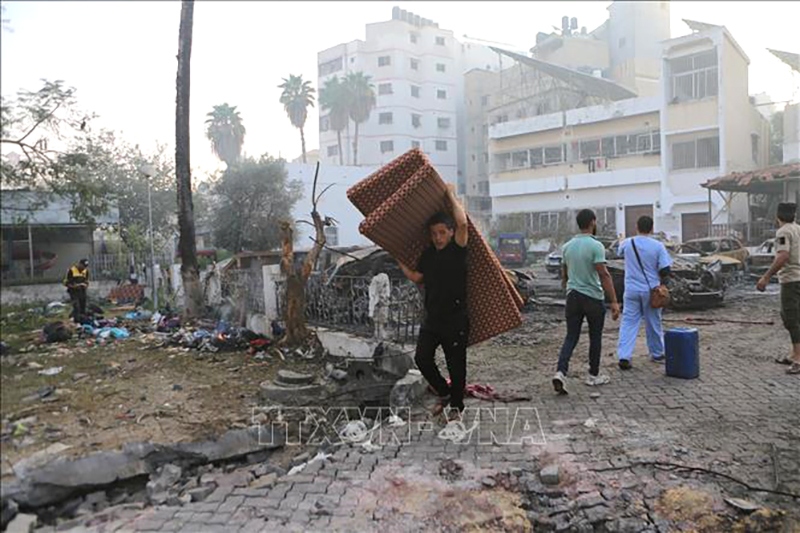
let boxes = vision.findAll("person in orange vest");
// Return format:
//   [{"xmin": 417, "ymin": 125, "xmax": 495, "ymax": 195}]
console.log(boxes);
[{"xmin": 63, "ymin": 258, "xmax": 89, "ymax": 323}]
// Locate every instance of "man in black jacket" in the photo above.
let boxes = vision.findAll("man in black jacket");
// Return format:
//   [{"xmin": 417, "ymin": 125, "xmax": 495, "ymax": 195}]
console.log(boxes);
[
  {"xmin": 64, "ymin": 258, "xmax": 89, "ymax": 323},
  {"xmin": 397, "ymin": 185, "xmax": 469, "ymax": 415}
]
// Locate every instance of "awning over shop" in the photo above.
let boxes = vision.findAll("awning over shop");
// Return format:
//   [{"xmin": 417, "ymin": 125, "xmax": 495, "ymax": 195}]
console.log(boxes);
[{"xmin": 702, "ymin": 162, "xmax": 800, "ymax": 194}]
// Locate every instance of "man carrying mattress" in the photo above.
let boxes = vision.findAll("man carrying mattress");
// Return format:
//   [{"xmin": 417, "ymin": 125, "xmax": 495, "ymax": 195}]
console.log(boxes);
[{"xmin": 396, "ymin": 184, "xmax": 470, "ymax": 416}]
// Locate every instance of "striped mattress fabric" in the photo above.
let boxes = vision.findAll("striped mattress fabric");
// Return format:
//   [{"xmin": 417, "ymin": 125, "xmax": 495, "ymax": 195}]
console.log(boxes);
[{"xmin": 347, "ymin": 148, "xmax": 523, "ymax": 346}]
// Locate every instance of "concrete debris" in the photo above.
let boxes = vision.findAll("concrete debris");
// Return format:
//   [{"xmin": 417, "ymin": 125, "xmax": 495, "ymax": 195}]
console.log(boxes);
[
  {"xmin": 187, "ymin": 485, "xmax": 216, "ymax": 502},
  {"xmin": 146, "ymin": 464, "xmax": 182, "ymax": 504},
  {"xmin": 276, "ymin": 369, "xmax": 315, "ymax": 386},
  {"xmin": 540, "ymin": 465, "xmax": 560, "ymax": 485},
  {"xmin": 4, "ymin": 512, "xmax": 36, "ymax": 533},
  {"xmin": 37, "ymin": 366, "xmax": 63, "ymax": 376},
  {"xmin": 389, "ymin": 369, "xmax": 427, "ymax": 408}
]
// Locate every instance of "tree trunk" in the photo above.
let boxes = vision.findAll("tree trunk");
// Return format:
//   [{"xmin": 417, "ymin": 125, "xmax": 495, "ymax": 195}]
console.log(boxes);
[
  {"xmin": 175, "ymin": 0, "xmax": 203, "ymax": 318},
  {"xmin": 336, "ymin": 130, "xmax": 343, "ymax": 166},
  {"xmin": 300, "ymin": 127, "xmax": 307, "ymax": 164},
  {"xmin": 353, "ymin": 122, "xmax": 359, "ymax": 166},
  {"xmin": 280, "ymin": 221, "xmax": 307, "ymax": 345}
]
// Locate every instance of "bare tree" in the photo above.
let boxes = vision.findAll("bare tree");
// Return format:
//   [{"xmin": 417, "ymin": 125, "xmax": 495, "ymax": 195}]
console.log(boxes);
[
  {"xmin": 280, "ymin": 163, "xmax": 334, "ymax": 346},
  {"xmin": 175, "ymin": 0, "xmax": 203, "ymax": 317}
]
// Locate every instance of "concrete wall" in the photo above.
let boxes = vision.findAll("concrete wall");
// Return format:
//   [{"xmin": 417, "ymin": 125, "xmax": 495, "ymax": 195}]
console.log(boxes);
[
  {"xmin": 286, "ymin": 162, "xmax": 378, "ymax": 250},
  {"xmin": 1, "ymin": 280, "xmax": 119, "ymax": 306}
]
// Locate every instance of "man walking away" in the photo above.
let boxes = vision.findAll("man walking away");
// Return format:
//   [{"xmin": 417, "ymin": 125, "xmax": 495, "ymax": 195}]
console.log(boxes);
[
  {"xmin": 757, "ymin": 202, "xmax": 800, "ymax": 375},
  {"xmin": 616, "ymin": 216, "xmax": 672, "ymax": 369},
  {"xmin": 397, "ymin": 184, "xmax": 470, "ymax": 414},
  {"xmin": 64, "ymin": 258, "xmax": 90, "ymax": 323},
  {"xmin": 553, "ymin": 209, "xmax": 620, "ymax": 394}
]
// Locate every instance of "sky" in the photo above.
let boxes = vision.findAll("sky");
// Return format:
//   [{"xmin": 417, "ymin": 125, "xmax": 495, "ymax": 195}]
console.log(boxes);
[{"xmin": 2, "ymin": 1, "xmax": 799, "ymax": 179}]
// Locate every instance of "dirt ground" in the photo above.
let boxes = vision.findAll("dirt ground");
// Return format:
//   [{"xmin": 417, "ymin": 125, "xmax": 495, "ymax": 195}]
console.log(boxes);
[{"xmin": 0, "ymin": 305, "xmax": 326, "ymax": 478}]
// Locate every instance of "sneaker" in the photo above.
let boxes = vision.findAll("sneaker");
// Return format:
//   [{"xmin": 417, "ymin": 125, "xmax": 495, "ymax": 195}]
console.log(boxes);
[
  {"xmin": 651, "ymin": 355, "xmax": 665, "ymax": 364},
  {"xmin": 585, "ymin": 373, "xmax": 611, "ymax": 386},
  {"xmin": 618, "ymin": 359, "xmax": 632, "ymax": 370},
  {"xmin": 552, "ymin": 371, "xmax": 568, "ymax": 395}
]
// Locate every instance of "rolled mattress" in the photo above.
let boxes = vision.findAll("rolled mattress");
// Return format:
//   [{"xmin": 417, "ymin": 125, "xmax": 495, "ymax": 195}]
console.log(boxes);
[{"xmin": 346, "ymin": 148, "xmax": 523, "ymax": 346}]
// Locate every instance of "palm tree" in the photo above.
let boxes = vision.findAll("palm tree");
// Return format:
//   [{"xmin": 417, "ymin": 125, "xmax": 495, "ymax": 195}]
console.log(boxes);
[
  {"xmin": 175, "ymin": 0, "xmax": 203, "ymax": 317},
  {"xmin": 205, "ymin": 103, "xmax": 246, "ymax": 168},
  {"xmin": 344, "ymin": 72, "xmax": 376, "ymax": 166},
  {"xmin": 278, "ymin": 75, "xmax": 315, "ymax": 164},
  {"xmin": 319, "ymin": 77, "xmax": 350, "ymax": 166}
]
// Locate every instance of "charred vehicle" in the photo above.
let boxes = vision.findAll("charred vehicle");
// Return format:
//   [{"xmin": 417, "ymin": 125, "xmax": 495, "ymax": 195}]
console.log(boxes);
[
  {"xmin": 676, "ymin": 237, "xmax": 748, "ymax": 272},
  {"xmin": 605, "ymin": 254, "xmax": 726, "ymax": 309}
]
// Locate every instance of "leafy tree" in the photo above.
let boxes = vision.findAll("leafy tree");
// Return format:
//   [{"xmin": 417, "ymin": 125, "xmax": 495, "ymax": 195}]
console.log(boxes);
[
  {"xmin": 278, "ymin": 74, "xmax": 315, "ymax": 164},
  {"xmin": 211, "ymin": 155, "xmax": 302, "ymax": 253},
  {"xmin": 319, "ymin": 76, "xmax": 350, "ymax": 165},
  {"xmin": 344, "ymin": 72, "xmax": 376, "ymax": 166},
  {"xmin": 205, "ymin": 103, "xmax": 246, "ymax": 168}
]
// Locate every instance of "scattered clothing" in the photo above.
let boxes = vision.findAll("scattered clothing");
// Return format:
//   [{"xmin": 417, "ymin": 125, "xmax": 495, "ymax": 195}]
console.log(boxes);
[{"xmin": 464, "ymin": 384, "xmax": 532, "ymax": 403}]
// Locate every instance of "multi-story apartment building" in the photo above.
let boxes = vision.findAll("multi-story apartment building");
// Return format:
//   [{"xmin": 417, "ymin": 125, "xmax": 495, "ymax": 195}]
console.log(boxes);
[
  {"xmin": 487, "ymin": 23, "xmax": 770, "ymax": 243},
  {"xmin": 316, "ymin": 7, "xmax": 497, "ymax": 187},
  {"xmin": 463, "ymin": 2, "xmax": 670, "ymax": 232}
]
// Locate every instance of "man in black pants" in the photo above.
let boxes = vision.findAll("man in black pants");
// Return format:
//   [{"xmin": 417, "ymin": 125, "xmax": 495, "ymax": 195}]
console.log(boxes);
[
  {"xmin": 553, "ymin": 209, "xmax": 620, "ymax": 394},
  {"xmin": 64, "ymin": 258, "xmax": 90, "ymax": 323},
  {"xmin": 398, "ymin": 184, "xmax": 469, "ymax": 415}
]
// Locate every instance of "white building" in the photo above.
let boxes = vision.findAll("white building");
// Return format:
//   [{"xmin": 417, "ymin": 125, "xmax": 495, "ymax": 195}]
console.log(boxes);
[
  {"xmin": 286, "ymin": 162, "xmax": 379, "ymax": 250},
  {"xmin": 317, "ymin": 7, "xmax": 497, "ymax": 189},
  {"xmin": 488, "ymin": 23, "xmax": 770, "ymax": 243}
]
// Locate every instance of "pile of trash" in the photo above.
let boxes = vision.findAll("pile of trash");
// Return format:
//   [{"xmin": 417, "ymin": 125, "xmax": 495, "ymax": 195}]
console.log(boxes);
[{"xmin": 151, "ymin": 319, "xmax": 274, "ymax": 355}]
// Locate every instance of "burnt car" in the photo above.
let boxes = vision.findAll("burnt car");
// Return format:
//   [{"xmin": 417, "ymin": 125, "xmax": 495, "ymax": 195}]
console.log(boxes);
[
  {"xmin": 676, "ymin": 237, "xmax": 748, "ymax": 272},
  {"xmin": 606, "ymin": 253, "xmax": 726, "ymax": 310},
  {"xmin": 747, "ymin": 238, "xmax": 776, "ymax": 279},
  {"xmin": 504, "ymin": 269, "xmax": 536, "ymax": 307}
]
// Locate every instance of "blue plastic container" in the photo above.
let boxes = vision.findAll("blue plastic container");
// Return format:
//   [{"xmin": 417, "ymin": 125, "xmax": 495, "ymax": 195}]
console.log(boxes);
[{"xmin": 664, "ymin": 328, "xmax": 699, "ymax": 379}]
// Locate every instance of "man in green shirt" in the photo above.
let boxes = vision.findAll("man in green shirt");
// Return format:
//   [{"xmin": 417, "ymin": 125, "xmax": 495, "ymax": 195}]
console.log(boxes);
[{"xmin": 553, "ymin": 209, "xmax": 620, "ymax": 394}]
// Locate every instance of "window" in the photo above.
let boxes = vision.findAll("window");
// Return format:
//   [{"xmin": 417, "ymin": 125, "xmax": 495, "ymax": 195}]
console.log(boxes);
[
  {"xmin": 410, "ymin": 85, "xmax": 420, "ymax": 98},
  {"xmin": 481, "ymin": 95, "xmax": 490, "ymax": 106},
  {"xmin": 529, "ymin": 147, "xmax": 544, "ymax": 166},
  {"xmin": 579, "ymin": 139, "xmax": 601, "ymax": 159},
  {"xmin": 327, "ymin": 145, "xmax": 339, "ymax": 157},
  {"xmin": 512, "ymin": 150, "xmax": 528, "ymax": 168},
  {"xmin": 436, "ymin": 36, "xmax": 445, "ymax": 46},
  {"xmin": 494, "ymin": 153, "xmax": 511, "ymax": 172},
  {"xmin": 411, "ymin": 140, "xmax": 421, "ymax": 149},
  {"xmin": 410, "ymin": 32, "xmax": 419, "ymax": 44},
  {"xmin": 653, "ymin": 131, "xmax": 661, "ymax": 153},
  {"xmin": 378, "ymin": 55, "xmax": 391, "ymax": 67},
  {"xmin": 601, "ymin": 137, "xmax": 616, "ymax": 157},
  {"xmin": 544, "ymin": 145, "xmax": 564, "ymax": 165},
  {"xmin": 378, "ymin": 83, "xmax": 393, "ymax": 95},
  {"xmin": 379, "ymin": 112, "xmax": 393, "ymax": 125},
  {"xmin": 636, "ymin": 133, "xmax": 652, "ymax": 153},
  {"xmin": 318, "ymin": 57, "xmax": 343, "ymax": 76},
  {"xmin": 672, "ymin": 140, "xmax": 696, "ymax": 170},
  {"xmin": 751, "ymin": 133, "xmax": 760, "ymax": 164},
  {"xmin": 671, "ymin": 135, "xmax": 720, "ymax": 170},
  {"xmin": 478, "ymin": 181, "xmax": 490, "ymax": 194},
  {"xmin": 616, "ymin": 135, "xmax": 630, "ymax": 155},
  {"xmin": 437, "ymin": 117, "xmax": 451, "ymax": 129},
  {"xmin": 436, "ymin": 63, "xmax": 446, "ymax": 73},
  {"xmin": 410, "ymin": 58, "xmax": 419, "ymax": 70},
  {"xmin": 411, "ymin": 114, "xmax": 421, "ymax": 128},
  {"xmin": 435, "ymin": 140, "xmax": 448, "ymax": 151},
  {"xmin": 437, "ymin": 89, "xmax": 447, "ymax": 100},
  {"xmin": 380, "ymin": 140, "xmax": 394, "ymax": 153},
  {"xmin": 696, "ymin": 136, "xmax": 720, "ymax": 167},
  {"xmin": 319, "ymin": 115, "xmax": 330, "ymax": 133},
  {"xmin": 324, "ymin": 226, "xmax": 338, "ymax": 247},
  {"xmin": 471, "ymin": 154, "xmax": 476, "ymax": 162},
  {"xmin": 670, "ymin": 49, "xmax": 718, "ymax": 102}
]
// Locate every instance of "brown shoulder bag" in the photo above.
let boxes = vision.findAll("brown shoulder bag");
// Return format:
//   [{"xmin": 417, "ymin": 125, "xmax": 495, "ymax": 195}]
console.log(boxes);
[{"xmin": 631, "ymin": 238, "xmax": 670, "ymax": 309}]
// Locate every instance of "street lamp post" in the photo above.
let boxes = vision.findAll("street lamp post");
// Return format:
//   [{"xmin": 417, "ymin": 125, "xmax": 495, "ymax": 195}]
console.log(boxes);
[{"xmin": 140, "ymin": 164, "xmax": 159, "ymax": 311}]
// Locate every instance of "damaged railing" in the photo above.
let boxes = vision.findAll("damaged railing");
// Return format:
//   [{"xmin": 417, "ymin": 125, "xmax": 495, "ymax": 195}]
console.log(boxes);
[{"xmin": 275, "ymin": 274, "xmax": 423, "ymax": 344}]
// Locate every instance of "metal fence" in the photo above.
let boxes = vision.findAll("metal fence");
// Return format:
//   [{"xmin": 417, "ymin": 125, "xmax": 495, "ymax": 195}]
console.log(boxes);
[{"xmin": 276, "ymin": 274, "xmax": 423, "ymax": 344}]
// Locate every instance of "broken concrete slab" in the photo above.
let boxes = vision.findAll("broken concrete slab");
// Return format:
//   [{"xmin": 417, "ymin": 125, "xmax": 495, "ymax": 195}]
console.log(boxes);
[
  {"xmin": 5, "ymin": 513, "xmax": 36, "ymax": 533},
  {"xmin": 389, "ymin": 370, "xmax": 428, "ymax": 408},
  {"xmin": 10, "ymin": 427, "xmax": 285, "ymax": 509},
  {"xmin": 540, "ymin": 465, "xmax": 560, "ymax": 485},
  {"xmin": 276, "ymin": 370, "xmax": 315, "ymax": 386},
  {"xmin": 373, "ymin": 344, "xmax": 414, "ymax": 378},
  {"xmin": 188, "ymin": 485, "xmax": 215, "ymax": 502},
  {"xmin": 259, "ymin": 382, "xmax": 325, "ymax": 404},
  {"xmin": 146, "ymin": 464, "xmax": 182, "ymax": 504}
]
